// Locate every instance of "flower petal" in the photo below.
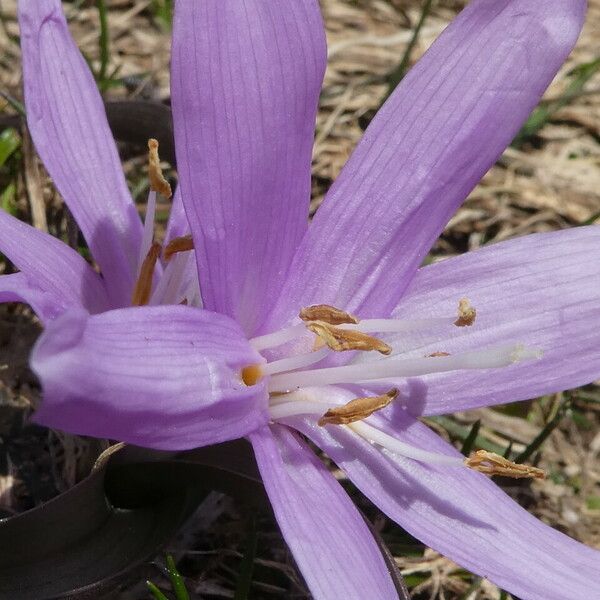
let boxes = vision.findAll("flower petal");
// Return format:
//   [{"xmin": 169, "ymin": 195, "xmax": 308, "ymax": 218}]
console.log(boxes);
[
  {"xmin": 171, "ymin": 0, "xmax": 326, "ymax": 334},
  {"xmin": 31, "ymin": 306, "xmax": 268, "ymax": 448},
  {"xmin": 0, "ymin": 208, "xmax": 109, "ymax": 314},
  {"xmin": 249, "ymin": 424, "xmax": 399, "ymax": 600},
  {"xmin": 0, "ymin": 273, "xmax": 64, "ymax": 322},
  {"xmin": 266, "ymin": 0, "xmax": 585, "ymax": 329},
  {"xmin": 368, "ymin": 227, "xmax": 600, "ymax": 414},
  {"xmin": 289, "ymin": 401, "xmax": 600, "ymax": 600},
  {"xmin": 18, "ymin": 0, "xmax": 143, "ymax": 305}
]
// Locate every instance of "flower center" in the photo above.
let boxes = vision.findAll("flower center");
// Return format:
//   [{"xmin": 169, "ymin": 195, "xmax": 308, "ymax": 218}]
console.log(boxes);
[
  {"xmin": 130, "ymin": 139, "xmax": 200, "ymax": 308},
  {"xmin": 246, "ymin": 302, "xmax": 545, "ymax": 480}
]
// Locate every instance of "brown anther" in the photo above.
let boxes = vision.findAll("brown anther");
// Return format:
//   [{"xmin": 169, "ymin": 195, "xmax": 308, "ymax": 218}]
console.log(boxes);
[
  {"xmin": 241, "ymin": 364, "xmax": 262, "ymax": 386},
  {"xmin": 131, "ymin": 242, "xmax": 161, "ymax": 306},
  {"xmin": 428, "ymin": 351, "xmax": 450, "ymax": 357},
  {"xmin": 164, "ymin": 234, "xmax": 194, "ymax": 260},
  {"xmin": 465, "ymin": 450, "xmax": 545, "ymax": 480},
  {"xmin": 299, "ymin": 304, "xmax": 359, "ymax": 325},
  {"xmin": 454, "ymin": 297, "xmax": 476, "ymax": 327},
  {"xmin": 318, "ymin": 389, "xmax": 398, "ymax": 426},
  {"xmin": 148, "ymin": 138, "xmax": 172, "ymax": 198},
  {"xmin": 307, "ymin": 321, "xmax": 392, "ymax": 355}
]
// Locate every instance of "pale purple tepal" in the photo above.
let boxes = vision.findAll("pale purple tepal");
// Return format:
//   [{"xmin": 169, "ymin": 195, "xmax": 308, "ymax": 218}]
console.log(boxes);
[{"xmin": 7, "ymin": 1, "xmax": 600, "ymax": 599}]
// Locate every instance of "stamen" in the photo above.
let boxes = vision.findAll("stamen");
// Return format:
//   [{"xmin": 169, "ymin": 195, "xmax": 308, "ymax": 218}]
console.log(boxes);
[
  {"xmin": 465, "ymin": 450, "xmax": 545, "ymax": 480},
  {"xmin": 307, "ymin": 321, "xmax": 392, "ymax": 355},
  {"xmin": 250, "ymin": 323, "xmax": 308, "ymax": 352},
  {"xmin": 267, "ymin": 395, "xmax": 465, "ymax": 466},
  {"xmin": 138, "ymin": 190, "xmax": 157, "ymax": 270},
  {"xmin": 318, "ymin": 389, "xmax": 398, "ymax": 426},
  {"xmin": 164, "ymin": 235, "xmax": 194, "ymax": 261},
  {"xmin": 131, "ymin": 242, "xmax": 161, "ymax": 306},
  {"xmin": 241, "ymin": 364, "xmax": 263, "ymax": 386},
  {"xmin": 454, "ymin": 298, "xmax": 476, "ymax": 327},
  {"xmin": 351, "ymin": 421, "xmax": 465, "ymax": 466},
  {"xmin": 148, "ymin": 139, "xmax": 172, "ymax": 198},
  {"xmin": 299, "ymin": 304, "xmax": 358, "ymax": 325},
  {"xmin": 250, "ymin": 314, "xmax": 453, "ymax": 353},
  {"xmin": 269, "ymin": 399, "xmax": 330, "ymax": 421},
  {"xmin": 339, "ymin": 316, "xmax": 454, "ymax": 334},
  {"xmin": 262, "ymin": 347, "xmax": 329, "ymax": 376},
  {"xmin": 268, "ymin": 343, "xmax": 539, "ymax": 392},
  {"xmin": 428, "ymin": 351, "xmax": 450, "ymax": 357}
]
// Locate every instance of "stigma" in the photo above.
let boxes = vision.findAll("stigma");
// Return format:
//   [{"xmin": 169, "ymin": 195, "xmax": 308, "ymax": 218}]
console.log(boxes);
[{"xmin": 245, "ymin": 301, "xmax": 544, "ymax": 480}]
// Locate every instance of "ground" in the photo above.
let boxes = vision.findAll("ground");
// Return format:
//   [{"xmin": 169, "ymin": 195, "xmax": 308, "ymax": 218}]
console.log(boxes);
[{"xmin": 0, "ymin": 1, "xmax": 599, "ymax": 599}]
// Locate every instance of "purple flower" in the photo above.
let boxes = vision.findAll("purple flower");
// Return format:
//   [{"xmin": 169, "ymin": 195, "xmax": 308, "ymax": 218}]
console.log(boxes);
[
  {"xmin": 10, "ymin": 0, "xmax": 600, "ymax": 599},
  {"xmin": 7, "ymin": 2, "xmax": 199, "ymax": 321}
]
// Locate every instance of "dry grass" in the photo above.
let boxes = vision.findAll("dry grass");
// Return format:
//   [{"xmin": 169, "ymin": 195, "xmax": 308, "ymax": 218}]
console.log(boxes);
[{"xmin": 0, "ymin": 1, "xmax": 599, "ymax": 598}]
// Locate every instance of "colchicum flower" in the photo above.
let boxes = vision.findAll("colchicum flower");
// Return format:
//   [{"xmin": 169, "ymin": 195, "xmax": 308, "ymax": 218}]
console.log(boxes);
[
  {"xmin": 8, "ymin": 0, "xmax": 600, "ymax": 599},
  {"xmin": 7, "ymin": 4, "xmax": 203, "ymax": 315}
]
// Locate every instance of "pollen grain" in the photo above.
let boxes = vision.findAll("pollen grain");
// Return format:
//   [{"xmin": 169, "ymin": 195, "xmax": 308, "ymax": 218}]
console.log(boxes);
[
  {"xmin": 454, "ymin": 297, "xmax": 476, "ymax": 327},
  {"xmin": 307, "ymin": 321, "xmax": 391, "ymax": 355},
  {"xmin": 318, "ymin": 389, "xmax": 398, "ymax": 426},
  {"xmin": 299, "ymin": 304, "xmax": 359, "ymax": 325},
  {"xmin": 131, "ymin": 242, "xmax": 161, "ymax": 306},
  {"xmin": 465, "ymin": 450, "xmax": 545, "ymax": 480}
]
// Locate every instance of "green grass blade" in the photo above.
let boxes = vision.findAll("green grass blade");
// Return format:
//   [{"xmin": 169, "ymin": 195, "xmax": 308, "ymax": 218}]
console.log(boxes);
[
  {"xmin": 427, "ymin": 416, "xmax": 507, "ymax": 455},
  {"xmin": 0, "ymin": 91, "xmax": 25, "ymax": 116},
  {"xmin": 0, "ymin": 128, "xmax": 20, "ymax": 167},
  {"xmin": 96, "ymin": 0, "xmax": 109, "ymax": 89},
  {"xmin": 515, "ymin": 397, "xmax": 571, "ymax": 464},
  {"xmin": 460, "ymin": 419, "xmax": 481, "ymax": 455},
  {"xmin": 146, "ymin": 581, "xmax": 170, "ymax": 600},
  {"xmin": 165, "ymin": 555, "xmax": 190, "ymax": 600},
  {"xmin": 514, "ymin": 56, "xmax": 600, "ymax": 146},
  {"xmin": 151, "ymin": 0, "xmax": 173, "ymax": 28},
  {"xmin": 234, "ymin": 514, "xmax": 258, "ymax": 600},
  {"xmin": 384, "ymin": 0, "xmax": 434, "ymax": 101}
]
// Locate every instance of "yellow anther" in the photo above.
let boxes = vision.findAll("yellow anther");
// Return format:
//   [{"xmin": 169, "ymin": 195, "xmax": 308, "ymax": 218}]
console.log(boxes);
[
  {"xmin": 428, "ymin": 351, "xmax": 450, "ymax": 357},
  {"xmin": 306, "ymin": 321, "xmax": 392, "ymax": 355},
  {"xmin": 299, "ymin": 304, "xmax": 359, "ymax": 326},
  {"xmin": 164, "ymin": 234, "xmax": 194, "ymax": 260},
  {"xmin": 131, "ymin": 242, "xmax": 161, "ymax": 306},
  {"xmin": 241, "ymin": 364, "xmax": 263, "ymax": 386},
  {"xmin": 318, "ymin": 389, "xmax": 398, "ymax": 426},
  {"xmin": 454, "ymin": 297, "xmax": 476, "ymax": 327},
  {"xmin": 148, "ymin": 138, "xmax": 172, "ymax": 198},
  {"xmin": 465, "ymin": 450, "xmax": 545, "ymax": 480}
]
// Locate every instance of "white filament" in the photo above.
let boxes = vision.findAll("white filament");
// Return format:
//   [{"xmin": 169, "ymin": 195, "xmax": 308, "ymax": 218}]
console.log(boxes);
[
  {"xmin": 138, "ymin": 190, "xmax": 157, "ymax": 272},
  {"xmin": 350, "ymin": 421, "xmax": 464, "ymax": 466},
  {"xmin": 262, "ymin": 347, "xmax": 329, "ymax": 376},
  {"xmin": 266, "ymin": 393, "xmax": 465, "ymax": 466},
  {"xmin": 339, "ymin": 316, "xmax": 453, "ymax": 334},
  {"xmin": 269, "ymin": 400, "xmax": 329, "ymax": 420},
  {"xmin": 250, "ymin": 315, "xmax": 455, "ymax": 352},
  {"xmin": 254, "ymin": 307, "xmax": 542, "ymax": 469},
  {"xmin": 150, "ymin": 250, "xmax": 178, "ymax": 305},
  {"xmin": 268, "ymin": 344, "xmax": 535, "ymax": 392},
  {"xmin": 179, "ymin": 262, "xmax": 203, "ymax": 308},
  {"xmin": 250, "ymin": 324, "xmax": 308, "ymax": 351},
  {"xmin": 158, "ymin": 251, "xmax": 190, "ymax": 305}
]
